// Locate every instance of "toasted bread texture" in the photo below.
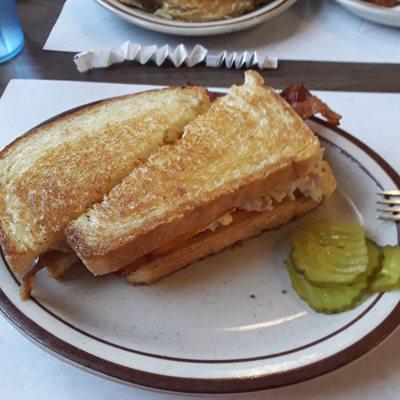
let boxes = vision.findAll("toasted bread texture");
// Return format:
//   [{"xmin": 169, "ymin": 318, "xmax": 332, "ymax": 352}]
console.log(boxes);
[
  {"xmin": 126, "ymin": 196, "xmax": 320, "ymax": 284},
  {"xmin": 0, "ymin": 86, "xmax": 210, "ymax": 275},
  {"xmin": 67, "ymin": 71, "xmax": 327, "ymax": 275}
]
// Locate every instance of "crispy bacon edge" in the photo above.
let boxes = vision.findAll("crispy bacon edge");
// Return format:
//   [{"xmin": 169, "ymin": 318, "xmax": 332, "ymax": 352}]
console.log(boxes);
[
  {"xmin": 19, "ymin": 252, "xmax": 61, "ymax": 300},
  {"xmin": 280, "ymin": 84, "xmax": 342, "ymax": 126},
  {"xmin": 19, "ymin": 251, "xmax": 79, "ymax": 300}
]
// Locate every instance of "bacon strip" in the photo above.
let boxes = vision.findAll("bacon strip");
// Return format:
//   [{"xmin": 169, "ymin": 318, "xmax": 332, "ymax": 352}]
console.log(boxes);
[
  {"xmin": 280, "ymin": 84, "xmax": 342, "ymax": 126},
  {"xmin": 208, "ymin": 92, "xmax": 219, "ymax": 102},
  {"xmin": 20, "ymin": 251, "xmax": 65, "ymax": 300}
]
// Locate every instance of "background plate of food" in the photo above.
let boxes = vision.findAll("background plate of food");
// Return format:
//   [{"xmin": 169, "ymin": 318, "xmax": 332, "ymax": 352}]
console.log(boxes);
[
  {"xmin": 334, "ymin": 0, "xmax": 400, "ymax": 28},
  {"xmin": 94, "ymin": 0, "xmax": 298, "ymax": 35}
]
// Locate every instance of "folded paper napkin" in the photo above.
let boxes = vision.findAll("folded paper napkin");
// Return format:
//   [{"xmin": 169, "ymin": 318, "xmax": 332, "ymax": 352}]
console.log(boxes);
[{"xmin": 74, "ymin": 42, "xmax": 278, "ymax": 72}]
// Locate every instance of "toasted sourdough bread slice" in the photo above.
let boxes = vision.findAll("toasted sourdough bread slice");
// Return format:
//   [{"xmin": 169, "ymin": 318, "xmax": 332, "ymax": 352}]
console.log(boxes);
[
  {"xmin": 0, "ymin": 86, "xmax": 211, "ymax": 275},
  {"xmin": 124, "ymin": 161, "xmax": 336, "ymax": 283},
  {"xmin": 126, "ymin": 196, "xmax": 321, "ymax": 284},
  {"xmin": 67, "ymin": 71, "xmax": 333, "ymax": 275},
  {"xmin": 154, "ymin": 0, "xmax": 254, "ymax": 22}
]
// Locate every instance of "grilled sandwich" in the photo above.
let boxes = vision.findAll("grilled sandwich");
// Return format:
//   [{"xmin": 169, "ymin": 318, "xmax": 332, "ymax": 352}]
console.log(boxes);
[
  {"xmin": 66, "ymin": 71, "xmax": 337, "ymax": 284},
  {"xmin": 0, "ymin": 86, "xmax": 211, "ymax": 280}
]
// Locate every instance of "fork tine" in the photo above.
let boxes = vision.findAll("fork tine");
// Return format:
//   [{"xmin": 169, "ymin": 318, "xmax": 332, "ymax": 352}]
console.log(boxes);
[
  {"xmin": 377, "ymin": 199, "xmax": 400, "ymax": 205},
  {"xmin": 378, "ymin": 190, "xmax": 400, "ymax": 196},
  {"xmin": 377, "ymin": 190, "xmax": 400, "ymax": 221},
  {"xmin": 377, "ymin": 207, "xmax": 400, "ymax": 213},
  {"xmin": 378, "ymin": 214, "xmax": 400, "ymax": 221}
]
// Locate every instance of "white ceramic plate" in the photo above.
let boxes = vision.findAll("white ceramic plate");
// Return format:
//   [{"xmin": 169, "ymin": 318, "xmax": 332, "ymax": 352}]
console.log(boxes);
[
  {"xmin": 94, "ymin": 0, "xmax": 297, "ymax": 36},
  {"xmin": 334, "ymin": 0, "xmax": 400, "ymax": 28},
  {"xmin": 0, "ymin": 101, "xmax": 399, "ymax": 394}
]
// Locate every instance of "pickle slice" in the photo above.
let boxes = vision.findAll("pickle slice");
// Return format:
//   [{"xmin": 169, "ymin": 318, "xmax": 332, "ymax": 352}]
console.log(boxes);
[
  {"xmin": 370, "ymin": 245, "xmax": 400, "ymax": 293},
  {"xmin": 366, "ymin": 239, "xmax": 383, "ymax": 279},
  {"xmin": 291, "ymin": 220, "xmax": 368, "ymax": 286},
  {"xmin": 286, "ymin": 258, "xmax": 368, "ymax": 314}
]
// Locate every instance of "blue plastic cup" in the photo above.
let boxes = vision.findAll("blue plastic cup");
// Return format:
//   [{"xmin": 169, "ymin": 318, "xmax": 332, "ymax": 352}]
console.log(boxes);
[{"xmin": 0, "ymin": 0, "xmax": 25, "ymax": 64}]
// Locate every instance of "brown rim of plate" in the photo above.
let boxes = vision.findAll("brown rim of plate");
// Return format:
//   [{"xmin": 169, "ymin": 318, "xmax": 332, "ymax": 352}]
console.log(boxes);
[
  {"xmin": 0, "ymin": 96, "xmax": 399, "ymax": 394},
  {"xmin": 0, "ymin": 253, "xmax": 386, "ymax": 364},
  {"xmin": 98, "ymin": 0, "xmax": 289, "ymax": 28}
]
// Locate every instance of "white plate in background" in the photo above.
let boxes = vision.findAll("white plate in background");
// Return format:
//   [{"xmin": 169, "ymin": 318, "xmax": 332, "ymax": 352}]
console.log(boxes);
[
  {"xmin": 334, "ymin": 0, "xmax": 400, "ymax": 28},
  {"xmin": 94, "ymin": 0, "xmax": 298, "ymax": 36}
]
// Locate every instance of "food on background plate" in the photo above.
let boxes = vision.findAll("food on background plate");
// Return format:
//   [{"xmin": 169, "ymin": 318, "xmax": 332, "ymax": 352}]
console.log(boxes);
[
  {"xmin": 361, "ymin": 0, "xmax": 399, "ymax": 7},
  {"xmin": 118, "ymin": 0, "xmax": 274, "ymax": 22},
  {"xmin": 117, "ymin": 0, "xmax": 159, "ymax": 12},
  {"xmin": 155, "ymin": 0, "xmax": 254, "ymax": 21},
  {"xmin": 66, "ymin": 71, "xmax": 337, "ymax": 284},
  {"xmin": 0, "ymin": 86, "xmax": 212, "ymax": 298},
  {"xmin": 286, "ymin": 220, "xmax": 400, "ymax": 314}
]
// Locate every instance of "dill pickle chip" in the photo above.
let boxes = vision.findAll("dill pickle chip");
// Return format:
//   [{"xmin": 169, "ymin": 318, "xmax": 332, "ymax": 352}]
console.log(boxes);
[
  {"xmin": 286, "ymin": 258, "xmax": 368, "ymax": 314},
  {"xmin": 309, "ymin": 220, "xmax": 365, "ymax": 247},
  {"xmin": 370, "ymin": 245, "xmax": 400, "ymax": 292},
  {"xmin": 366, "ymin": 239, "xmax": 383, "ymax": 279},
  {"xmin": 291, "ymin": 220, "xmax": 368, "ymax": 286}
]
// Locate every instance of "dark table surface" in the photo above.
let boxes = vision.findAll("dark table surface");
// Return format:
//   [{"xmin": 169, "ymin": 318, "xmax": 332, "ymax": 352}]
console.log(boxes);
[{"xmin": 1, "ymin": 0, "xmax": 400, "ymax": 96}]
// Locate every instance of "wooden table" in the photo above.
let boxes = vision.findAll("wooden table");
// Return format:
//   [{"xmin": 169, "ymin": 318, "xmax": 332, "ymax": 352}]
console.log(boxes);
[{"xmin": 1, "ymin": 0, "xmax": 400, "ymax": 96}]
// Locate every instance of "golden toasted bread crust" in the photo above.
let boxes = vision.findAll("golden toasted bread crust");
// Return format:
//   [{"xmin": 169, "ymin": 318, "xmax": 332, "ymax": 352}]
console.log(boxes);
[
  {"xmin": 127, "ymin": 196, "xmax": 320, "ymax": 284},
  {"xmin": 67, "ymin": 71, "xmax": 324, "ymax": 275},
  {"xmin": 0, "ymin": 86, "xmax": 210, "ymax": 275}
]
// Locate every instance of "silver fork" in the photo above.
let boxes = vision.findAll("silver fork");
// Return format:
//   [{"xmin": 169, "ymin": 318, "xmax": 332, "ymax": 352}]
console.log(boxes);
[{"xmin": 377, "ymin": 190, "xmax": 400, "ymax": 221}]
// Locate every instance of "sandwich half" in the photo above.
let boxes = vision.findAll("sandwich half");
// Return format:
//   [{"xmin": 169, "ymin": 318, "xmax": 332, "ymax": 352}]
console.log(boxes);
[
  {"xmin": 66, "ymin": 71, "xmax": 337, "ymax": 284},
  {"xmin": 0, "ymin": 86, "xmax": 211, "ymax": 278}
]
